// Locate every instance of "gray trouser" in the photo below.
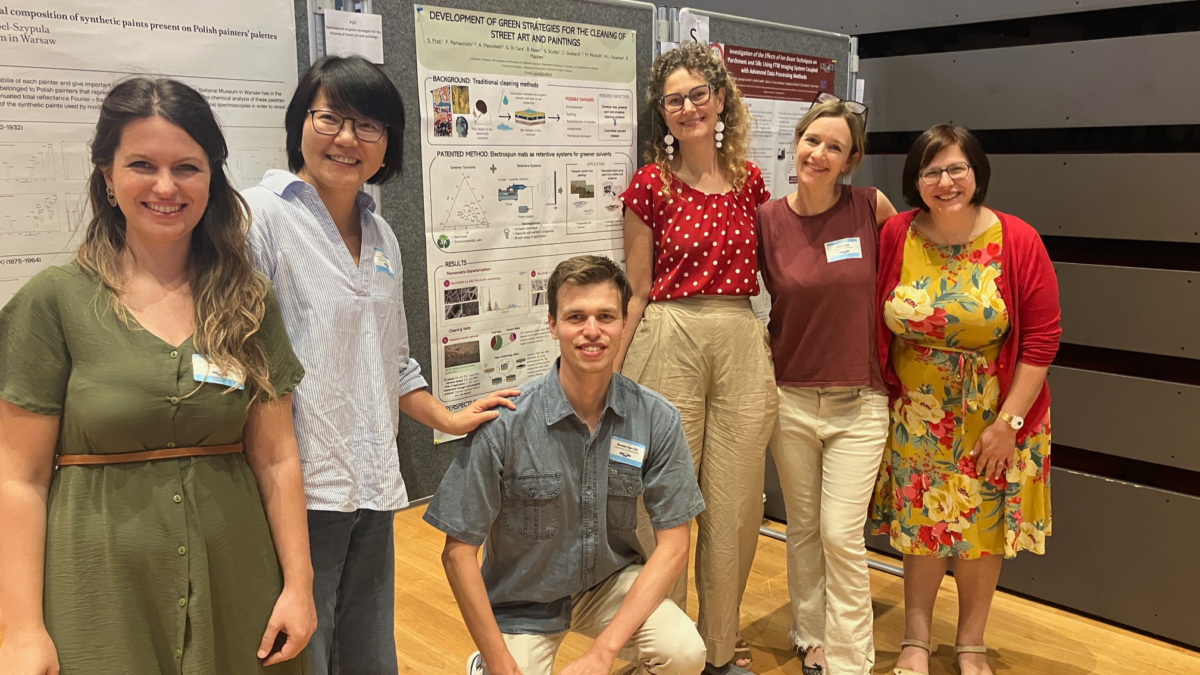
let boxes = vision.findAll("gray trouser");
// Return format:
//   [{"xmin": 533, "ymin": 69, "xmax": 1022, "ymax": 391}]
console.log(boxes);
[{"xmin": 307, "ymin": 509, "xmax": 397, "ymax": 675}]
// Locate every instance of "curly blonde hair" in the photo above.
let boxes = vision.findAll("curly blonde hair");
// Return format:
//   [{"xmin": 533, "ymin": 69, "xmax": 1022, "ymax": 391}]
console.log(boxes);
[{"xmin": 645, "ymin": 42, "xmax": 751, "ymax": 197}]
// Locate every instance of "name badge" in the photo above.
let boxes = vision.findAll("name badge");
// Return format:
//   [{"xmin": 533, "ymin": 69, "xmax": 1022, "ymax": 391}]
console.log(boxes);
[
  {"xmin": 373, "ymin": 247, "xmax": 396, "ymax": 278},
  {"xmin": 824, "ymin": 237, "xmax": 863, "ymax": 262},
  {"xmin": 192, "ymin": 354, "xmax": 246, "ymax": 390},
  {"xmin": 609, "ymin": 437, "xmax": 646, "ymax": 468}
]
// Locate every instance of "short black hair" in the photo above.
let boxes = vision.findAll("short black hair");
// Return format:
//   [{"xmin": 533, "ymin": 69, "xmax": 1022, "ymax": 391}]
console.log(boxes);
[
  {"xmin": 901, "ymin": 124, "xmax": 991, "ymax": 211},
  {"xmin": 547, "ymin": 255, "xmax": 632, "ymax": 319},
  {"xmin": 285, "ymin": 55, "xmax": 403, "ymax": 184}
]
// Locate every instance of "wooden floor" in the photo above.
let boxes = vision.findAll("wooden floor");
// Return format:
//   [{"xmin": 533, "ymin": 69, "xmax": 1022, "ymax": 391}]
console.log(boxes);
[{"xmin": 396, "ymin": 504, "xmax": 1200, "ymax": 675}]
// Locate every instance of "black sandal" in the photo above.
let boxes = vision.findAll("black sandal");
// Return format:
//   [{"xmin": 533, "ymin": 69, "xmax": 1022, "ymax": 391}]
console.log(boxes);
[{"xmin": 799, "ymin": 648, "xmax": 824, "ymax": 675}]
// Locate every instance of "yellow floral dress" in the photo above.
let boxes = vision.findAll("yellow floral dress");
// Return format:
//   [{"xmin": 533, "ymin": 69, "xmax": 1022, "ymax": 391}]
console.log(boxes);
[{"xmin": 869, "ymin": 222, "xmax": 1051, "ymax": 559}]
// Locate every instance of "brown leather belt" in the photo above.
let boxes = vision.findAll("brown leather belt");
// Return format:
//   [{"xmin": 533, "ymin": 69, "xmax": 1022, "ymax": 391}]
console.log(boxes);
[{"xmin": 55, "ymin": 443, "xmax": 244, "ymax": 468}]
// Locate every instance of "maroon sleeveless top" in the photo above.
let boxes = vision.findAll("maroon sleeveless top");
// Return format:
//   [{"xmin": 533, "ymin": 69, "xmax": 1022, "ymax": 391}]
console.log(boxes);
[{"xmin": 757, "ymin": 186, "xmax": 886, "ymax": 391}]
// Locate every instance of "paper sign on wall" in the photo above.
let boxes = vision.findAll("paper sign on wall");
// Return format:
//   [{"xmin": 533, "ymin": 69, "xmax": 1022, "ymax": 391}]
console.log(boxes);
[
  {"xmin": 680, "ymin": 14, "xmax": 709, "ymax": 44},
  {"xmin": 324, "ymin": 9, "xmax": 384, "ymax": 64}
]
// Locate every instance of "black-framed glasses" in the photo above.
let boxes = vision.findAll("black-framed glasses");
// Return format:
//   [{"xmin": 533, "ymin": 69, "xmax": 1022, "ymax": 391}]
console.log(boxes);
[
  {"xmin": 918, "ymin": 162, "xmax": 974, "ymax": 185},
  {"xmin": 308, "ymin": 109, "xmax": 387, "ymax": 142},
  {"xmin": 811, "ymin": 92, "xmax": 868, "ymax": 120},
  {"xmin": 659, "ymin": 84, "xmax": 714, "ymax": 112}
]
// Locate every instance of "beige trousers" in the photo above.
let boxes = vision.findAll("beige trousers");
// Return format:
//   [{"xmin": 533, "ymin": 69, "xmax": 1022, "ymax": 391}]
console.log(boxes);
[
  {"xmin": 623, "ymin": 297, "xmax": 777, "ymax": 666},
  {"xmin": 492, "ymin": 565, "xmax": 706, "ymax": 675},
  {"xmin": 770, "ymin": 386, "xmax": 889, "ymax": 675}
]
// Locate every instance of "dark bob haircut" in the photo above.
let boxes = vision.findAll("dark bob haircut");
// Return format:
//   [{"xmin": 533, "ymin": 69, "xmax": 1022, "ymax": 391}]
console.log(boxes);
[
  {"xmin": 901, "ymin": 124, "xmax": 991, "ymax": 211},
  {"xmin": 284, "ymin": 55, "xmax": 404, "ymax": 185}
]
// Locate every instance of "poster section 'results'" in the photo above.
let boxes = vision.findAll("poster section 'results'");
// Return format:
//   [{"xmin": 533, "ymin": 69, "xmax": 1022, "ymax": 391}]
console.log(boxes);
[
  {"xmin": 414, "ymin": 5, "xmax": 636, "ymax": 441},
  {"xmin": 0, "ymin": 1, "xmax": 297, "ymax": 307},
  {"xmin": 714, "ymin": 42, "xmax": 836, "ymax": 324}
]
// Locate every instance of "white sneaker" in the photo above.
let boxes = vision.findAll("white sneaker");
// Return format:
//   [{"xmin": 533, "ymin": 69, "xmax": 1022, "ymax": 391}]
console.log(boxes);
[{"xmin": 467, "ymin": 651, "xmax": 486, "ymax": 675}]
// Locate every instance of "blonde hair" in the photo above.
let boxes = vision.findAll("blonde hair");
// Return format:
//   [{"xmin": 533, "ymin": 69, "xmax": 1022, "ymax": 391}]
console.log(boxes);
[
  {"xmin": 645, "ymin": 42, "xmax": 751, "ymax": 196},
  {"xmin": 76, "ymin": 77, "xmax": 276, "ymax": 400},
  {"xmin": 792, "ymin": 100, "xmax": 867, "ymax": 176}
]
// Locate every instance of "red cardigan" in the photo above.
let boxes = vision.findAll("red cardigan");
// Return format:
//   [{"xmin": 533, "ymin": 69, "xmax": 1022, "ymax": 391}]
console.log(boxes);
[{"xmin": 875, "ymin": 209, "xmax": 1062, "ymax": 443}]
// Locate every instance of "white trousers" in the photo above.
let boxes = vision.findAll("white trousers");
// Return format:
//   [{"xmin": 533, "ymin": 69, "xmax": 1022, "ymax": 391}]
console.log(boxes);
[
  {"xmin": 489, "ymin": 565, "xmax": 706, "ymax": 675},
  {"xmin": 770, "ymin": 386, "xmax": 889, "ymax": 675}
]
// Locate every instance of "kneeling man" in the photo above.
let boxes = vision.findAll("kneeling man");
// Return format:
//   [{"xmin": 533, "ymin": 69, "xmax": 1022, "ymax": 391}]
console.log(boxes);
[{"xmin": 425, "ymin": 255, "xmax": 707, "ymax": 675}]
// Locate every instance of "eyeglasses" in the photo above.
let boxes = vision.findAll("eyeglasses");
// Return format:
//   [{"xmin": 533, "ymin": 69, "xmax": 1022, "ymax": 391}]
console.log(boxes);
[
  {"xmin": 918, "ymin": 162, "xmax": 974, "ymax": 185},
  {"xmin": 811, "ymin": 92, "xmax": 868, "ymax": 121},
  {"xmin": 659, "ymin": 84, "xmax": 714, "ymax": 113},
  {"xmin": 308, "ymin": 109, "xmax": 387, "ymax": 142}
]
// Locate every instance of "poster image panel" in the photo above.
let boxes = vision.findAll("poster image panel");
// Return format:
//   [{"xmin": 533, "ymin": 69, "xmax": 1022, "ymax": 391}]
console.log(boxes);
[
  {"xmin": 0, "ymin": 1, "xmax": 297, "ymax": 307},
  {"xmin": 415, "ymin": 5, "xmax": 636, "ymax": 441}
]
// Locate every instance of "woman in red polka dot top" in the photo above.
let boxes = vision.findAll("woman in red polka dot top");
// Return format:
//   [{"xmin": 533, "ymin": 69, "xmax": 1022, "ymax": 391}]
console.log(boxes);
[{"xmin": 616, "ymin": 41, "xmax": 776, "ymax": 675}]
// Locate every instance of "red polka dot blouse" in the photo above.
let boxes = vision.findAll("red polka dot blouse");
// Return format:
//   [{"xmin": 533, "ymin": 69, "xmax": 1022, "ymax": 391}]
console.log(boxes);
[{"xmin": 619, "ymin": 161, "xmax": 770, "ymax": 301}]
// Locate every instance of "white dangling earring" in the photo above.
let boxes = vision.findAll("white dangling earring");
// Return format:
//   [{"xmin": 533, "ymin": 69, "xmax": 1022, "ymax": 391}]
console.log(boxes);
[
  {"xmin": 714, "ymin": 118, "xmax": 725, "ymax": 149},
  {"xmin": 664, "ymin": 132, "xmax": 675, "ymax": 159}
]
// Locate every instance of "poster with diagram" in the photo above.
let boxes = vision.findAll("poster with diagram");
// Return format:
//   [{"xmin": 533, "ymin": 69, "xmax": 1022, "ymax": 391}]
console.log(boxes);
[
  {"xmin": 0, "ymin": 0, "xmax": 296, "ymax": 308},
  {"xmin": 714, "ymin": 42, "xmax": 837, "ymax": 324},
  {"xmin": 414, "ymin": 5, "xmax": 636, "ymax": 440}
]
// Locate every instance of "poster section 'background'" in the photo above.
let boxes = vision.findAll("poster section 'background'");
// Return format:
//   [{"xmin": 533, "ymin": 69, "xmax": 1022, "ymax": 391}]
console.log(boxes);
[
  {"xmin": 0, "ymin": 1, "xmax": 298, "ymax": 307},
  {"xmin": 715, "ymin": 42, "xmax": 836, "ymax": 325},
  {"xmin": 415, "ymin": 5, "xmax": 636, "ymax": 442}
]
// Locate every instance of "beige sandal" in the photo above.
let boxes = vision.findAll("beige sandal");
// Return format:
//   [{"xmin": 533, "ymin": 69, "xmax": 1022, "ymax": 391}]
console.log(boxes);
[
  {"xmin": 955, "ymin": 645, "xmax": 989, "ymax": 672},
  {"xmin": 893, "ymin": 638, "xmax": 932, "ymax": 675}
]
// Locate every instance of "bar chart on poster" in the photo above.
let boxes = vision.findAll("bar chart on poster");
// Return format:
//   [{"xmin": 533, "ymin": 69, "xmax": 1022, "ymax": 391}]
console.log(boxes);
[{"xmin": 0, "ymin": 1, "xmax": 297, "ymax": 306}]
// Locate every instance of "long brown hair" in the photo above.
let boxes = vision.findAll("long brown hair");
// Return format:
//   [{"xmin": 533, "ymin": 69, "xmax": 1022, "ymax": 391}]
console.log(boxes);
[
  {"xmin": 76, "ymin": 77, "xmax": 275, "ymax": 399},
  {"xmin": 645, "ymin": 42, "xmax": 752, "ymax": 196}
]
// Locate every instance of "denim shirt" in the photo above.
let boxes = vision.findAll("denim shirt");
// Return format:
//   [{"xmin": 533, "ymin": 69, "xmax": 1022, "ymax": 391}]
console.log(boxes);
[{"xmin": 424, "ymin": 361, "xmax": 705, "ymax": 634}]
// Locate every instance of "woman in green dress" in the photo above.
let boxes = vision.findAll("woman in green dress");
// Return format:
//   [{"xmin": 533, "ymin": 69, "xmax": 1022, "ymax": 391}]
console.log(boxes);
[{"xmin": 0, "ymin": 78, "xmax": 315, "ymax": 674}]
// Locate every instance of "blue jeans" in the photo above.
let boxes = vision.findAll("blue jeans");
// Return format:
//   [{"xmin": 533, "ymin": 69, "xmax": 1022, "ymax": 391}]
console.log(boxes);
[{"xmin": 307, "ymin": 509, "xmax": 398, "ymax": 675}]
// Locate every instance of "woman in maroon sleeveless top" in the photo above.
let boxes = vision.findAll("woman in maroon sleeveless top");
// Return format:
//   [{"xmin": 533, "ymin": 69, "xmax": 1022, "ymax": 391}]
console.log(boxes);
[
  {"xmin": 617, "ymin": 42, "xmax": 775, "ymax": 674},
  {"xmin": 757, "ymin": 97, "xmax": 897, "ymax": 675}
]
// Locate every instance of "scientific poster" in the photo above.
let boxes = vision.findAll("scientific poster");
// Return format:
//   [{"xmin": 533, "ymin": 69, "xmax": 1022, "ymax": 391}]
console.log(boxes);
[
  {"xmin": 715, "ymin": 43, "xmax": 836, "ymax": 324},
  {"xmin": 0, "ymin": 1, "xmax": 297, "ymax": 307},
  {"xmin": 716, "ymin": 43, "xmax": 836, "ymax": 198},
  {"xmin": 414, "ymin": 5, "xmax": 636, "ymax": 440}
]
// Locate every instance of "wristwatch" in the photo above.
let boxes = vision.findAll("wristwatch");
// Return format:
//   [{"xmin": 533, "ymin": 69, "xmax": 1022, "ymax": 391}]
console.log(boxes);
[{"xmin": 998, "ymin": 411, "xmax": 1025, "ymax": 431}]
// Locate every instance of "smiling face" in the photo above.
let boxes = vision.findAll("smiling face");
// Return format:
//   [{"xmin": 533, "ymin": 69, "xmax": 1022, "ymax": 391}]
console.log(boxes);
[
  {"xmin": 297, "ymin": 89, "xmax": 387, "ymax": 195},
  {"xmin": 794, "ymin": 115, "xmax": 856, "ymax": 192},
  {"xmin": 658, "ymin": 67, "xmax": 725, "ymax": 151},
  {"xmin": 103, "ymin": 115, "xmax": 210, "ymax": 247},
  {"xmin": 916, "ymin": 144, "xmax": 976, "ymax": 216},
  {"xmin": 548, "ymin": 281, "xmax": 627, "ymax": 379}
]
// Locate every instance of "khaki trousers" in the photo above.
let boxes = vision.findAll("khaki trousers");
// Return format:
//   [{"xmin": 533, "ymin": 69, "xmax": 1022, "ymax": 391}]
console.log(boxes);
[
  {"xmin": 492, "ymin": 565, "xmax": 706, "ymax": 675},
  {"xmin": 622, "ymin": 297, "xmax": 777, "ymax": 666},
  {"xmin": 770, "ymin": 386, "xmax": 889, "ymax": 675}
]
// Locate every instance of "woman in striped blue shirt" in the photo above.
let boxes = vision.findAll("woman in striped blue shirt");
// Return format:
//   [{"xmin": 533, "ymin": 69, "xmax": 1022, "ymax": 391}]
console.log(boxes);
[{"xmin": 243, "ymin": 55, "xmax": 517, "ymax": 675}]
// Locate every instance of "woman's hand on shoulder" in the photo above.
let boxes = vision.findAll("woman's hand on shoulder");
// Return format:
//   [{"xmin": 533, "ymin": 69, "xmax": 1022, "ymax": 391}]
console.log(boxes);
[
  {"xmin": 875, "ymin": 189, "xmax": 898, "ymax": 227},
  {"xmin": 0, "ymin": 626, "xmax": 60, "ymax": 675}
]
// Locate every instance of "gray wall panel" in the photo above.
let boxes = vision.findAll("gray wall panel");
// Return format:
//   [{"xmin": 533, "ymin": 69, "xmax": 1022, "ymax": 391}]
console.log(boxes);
[
  {"xmin": 676, "ymin": 0, "xmax": 1185, "ymax": 35},
  {"xmin": 987, "ymin": 155, "xmax": 1200, "ymax": 243},
  {"xmin": 857, "ymin": 154, "xmax": 1200, "ymax": 244},
  {"xmin": 1047, "ymin": 367, "xmax": 1200, "ymax": 472},
  {"xmin": 1001, "ymin": 469, "xmax": 1200, "ymax": 648},
  {"xmin": 859, "ymin": 32, "xmax": 1200, "ymax": 132},
  {"xmin": 1055, "ymin": 263, "xmax": 1200, "ymax": 358},
  {"xmin": 867, "ymin": 469, "xmax": 1200, "ymax": 648}
]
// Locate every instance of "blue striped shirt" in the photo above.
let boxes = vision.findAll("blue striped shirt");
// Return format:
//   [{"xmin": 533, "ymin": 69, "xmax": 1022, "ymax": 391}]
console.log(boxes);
[{"xmin": 244, "ymin": 170, "xmax": 428, "ymax": 511}]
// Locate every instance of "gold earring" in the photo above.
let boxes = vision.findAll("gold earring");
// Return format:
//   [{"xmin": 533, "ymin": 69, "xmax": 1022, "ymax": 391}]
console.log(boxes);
[{"xmin": 106, "ymin": 186, "xmax": 117, "ymax": 207}]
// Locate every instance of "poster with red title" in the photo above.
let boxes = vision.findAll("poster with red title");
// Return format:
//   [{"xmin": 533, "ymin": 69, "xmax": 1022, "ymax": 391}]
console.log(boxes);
[{"xmin": 716, "ymin": 43, "xmax": 836, "ymax": 198}]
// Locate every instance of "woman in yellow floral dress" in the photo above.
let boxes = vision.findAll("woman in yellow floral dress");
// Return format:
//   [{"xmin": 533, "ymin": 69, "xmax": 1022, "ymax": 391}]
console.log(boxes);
[{"xmin": 869, "ymin": 126, "xmax": 1061, "ymax": 675}]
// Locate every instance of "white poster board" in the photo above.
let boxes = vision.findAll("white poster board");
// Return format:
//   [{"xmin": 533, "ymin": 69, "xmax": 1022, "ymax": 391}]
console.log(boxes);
[
  {"xmin": 0, "ymin": 1, "xmax": 298, "ymax": 307},
  {"xmin": 414, "ymin": 5, "xmax": 636, "ymax": 441}
]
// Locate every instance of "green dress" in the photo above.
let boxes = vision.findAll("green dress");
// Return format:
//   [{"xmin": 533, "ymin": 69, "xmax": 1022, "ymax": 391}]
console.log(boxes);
[{"xmin": 0, "ymin": 263, "xmax": 310, "ymax": 674}]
